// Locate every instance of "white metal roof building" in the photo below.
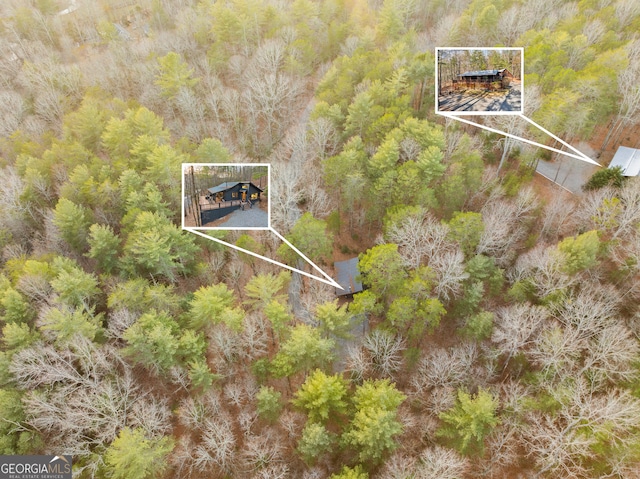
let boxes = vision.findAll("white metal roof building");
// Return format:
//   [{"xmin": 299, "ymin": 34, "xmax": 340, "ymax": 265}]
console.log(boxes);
[{"xmin": 609, "ymin": 146, "xmax": 640, "ymax": 176}]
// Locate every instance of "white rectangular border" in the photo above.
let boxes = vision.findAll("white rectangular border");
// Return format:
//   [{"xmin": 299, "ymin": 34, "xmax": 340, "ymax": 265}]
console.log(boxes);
[
  {"xmin": 435, "ymin": 47, "xmax": 524, "ymax": 116},
  {"xmin": 181, "ymin": 162, "xmax": 271, "ymax": 231}
]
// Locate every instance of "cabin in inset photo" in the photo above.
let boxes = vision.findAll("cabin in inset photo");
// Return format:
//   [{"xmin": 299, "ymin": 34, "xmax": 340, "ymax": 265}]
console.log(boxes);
[
  {"xmin": 437, "ymin": 48, "xmax": 523, "ymax": 114},
  {"xmin": 183, "ymin": 163, "xmax": 269, "ymax": 229},
  {"xmin": 206, "ymin": 181, "xmax": 263, "ymax": 203},
  {"xmin": 456, "ymin": 68, "xmax": 514, "ymax": 90}
]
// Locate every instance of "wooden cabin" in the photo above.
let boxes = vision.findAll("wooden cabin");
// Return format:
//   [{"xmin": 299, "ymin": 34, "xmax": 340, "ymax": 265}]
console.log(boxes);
[
  {"xmin": 206, "ymin": 181, "xmax": 263, "ymax": 203},
  {"xmin": 456, "ymin": 68, "xmax": 513, "ymax": 89}
]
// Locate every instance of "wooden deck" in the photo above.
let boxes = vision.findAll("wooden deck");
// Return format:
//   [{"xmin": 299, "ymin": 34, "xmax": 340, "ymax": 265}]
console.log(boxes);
[
  {"xmin": 183, "ymin": 194, "xmax": 259, "ymax": 227},
  {"xmin": 199, "ymin": 197, "xmax": 248, "ymax": 211}
]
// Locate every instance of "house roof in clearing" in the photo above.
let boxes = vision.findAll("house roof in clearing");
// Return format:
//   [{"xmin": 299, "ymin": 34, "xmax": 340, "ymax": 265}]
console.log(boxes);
[
  {"xmin": 334, "ymin": 257, "xmax": 364, "ymax": 296},
  {"xmin": 207, "ymin": 181, "xmax": 263, "ymax": 194},
  {"xmin": 609, "ymin": 146, "xmax": 640, "ymax": 176},
  {"xmin": 458, "ymin": 69, "xmax": 507, "ymax": 77}
]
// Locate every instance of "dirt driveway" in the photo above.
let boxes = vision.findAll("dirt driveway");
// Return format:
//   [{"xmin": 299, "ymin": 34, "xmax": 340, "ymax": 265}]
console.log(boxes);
[{"xmin": 439, "ymin": 81, "xmax": 522, "ymax": 113}]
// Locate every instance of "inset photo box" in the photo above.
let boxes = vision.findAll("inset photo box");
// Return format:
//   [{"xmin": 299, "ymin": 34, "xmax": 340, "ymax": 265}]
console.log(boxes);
[
  {"xmin": 182, "ymin": 163, "xmax": 270, "ymax": 230},
  {"xmin": 436, "ymin": 47, "xmax": 523, "ymax": 115}
]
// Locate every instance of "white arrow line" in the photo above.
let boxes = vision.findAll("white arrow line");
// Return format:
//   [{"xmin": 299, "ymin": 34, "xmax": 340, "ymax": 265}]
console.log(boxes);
[
  {"xmin": 520, "ymin": 115, "xmax": 599, "ymax": 165},
  {"xmin": 270, "ymin": 228, "xmax": 342, "ymax": 288},
  {"xmin": 184, "ymin": 228, "xmax": 344, "ymax": 290},
  {"xmin": 440, "ymin": 113, "xmax": 601, "ymax": 166}
]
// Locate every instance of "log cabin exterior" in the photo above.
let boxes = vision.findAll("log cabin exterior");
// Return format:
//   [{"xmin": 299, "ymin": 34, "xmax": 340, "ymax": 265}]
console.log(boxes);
[{"xmin": 456, "ymin": 68, "xmax": 514, "ymax": 89}]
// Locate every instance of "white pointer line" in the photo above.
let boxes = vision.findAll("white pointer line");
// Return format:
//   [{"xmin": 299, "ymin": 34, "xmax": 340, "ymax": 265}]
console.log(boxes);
[
  {"xmin": 441, "ymin": 114, "xmax": 601, "ymax": 166},
  {"xmin": 520, "ymin": 115, "xmax": 599, "ymax": 165},
  {"xmin": 270, "ymin": 228, "xmax": 341, "ymax": 288},
  {"xmin": 184, "ymin": 227, "xmax": 344, "ymax": 290}
]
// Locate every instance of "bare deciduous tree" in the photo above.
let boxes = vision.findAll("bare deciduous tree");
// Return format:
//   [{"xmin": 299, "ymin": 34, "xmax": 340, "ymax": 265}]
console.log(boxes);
[
  {"xmin": 242, "ymin": 430, "xmax": 285, "ymax": 475},
  {"xmin": 496, "ymin": 4, "xmax": 537, "ymax": 45},
  {"xmin": 0, "ymin": 166, "xmax": 33, "ymax": 243},
  {"xmin": 477, "ymin": 187, "xmax": 538, "ymax": 265},
  {"xmin": 375, "ymin": 452, "xmax": 417, "ymax": 479},
  {"xmin": 252, "ymin": 464, "xmax": 290, "ymax": 479},
  {"xmin": 171, "ymin": 436, "xmax": 198, "ymax": 478},
  {"xmin": 244, "ymin": 71, "xmax": 304, "ymax": 151},
  {"xmin": 345, "ymin": 344, "xmax": 371, "ymax": 384},
  {"xmin": 241, "ymin": 312, "xmax": 269, "ymax": 360},
  {"xmin": 129, "ymin": 395, "xmax": 172, "ymax": 438},
  {"xmin": 384, "ymin": 210, "xmax": 453, "ymax": 269},
  {"xmin": 486, "ymin": 116, "xmax": 527, "ymax": 172},
  {"xmin": 509, "ymin": 243, "xmax": 576, "ymax": 300},
  {"xmin": 250, "ymin": 39, "xmax": 286, "ymax": 77},
  {"xmin": 601, "ymin": 41, "xmax": 640, "ymax": 150},
  {"xmin": 553, "ymin": 284, "xmax": 621, "ymax": 338},
  {"xmin": 424, "ymin": 385, "xmax": 456, "ymax": 417},
  {"xmin": 238, "ymin": 409, "xmax": 258, "ymax": 437},
  {"xmin": 582, "ymin": 18, "xmax": 607, "ymax": 45},
  {"xmin": 168, "ymin": 365, "xmax": 191, "ymax": 391},
  {"xmin": 175, "ymin": 88, "xmax": 207, "ymax": 142},
  {"xmin": 224, "ymin": 381, "xmax": 246, "ymax": 408},
  {"xmin": 539, "ymin": 194, "xmax": 577, "ymax": 242},
  {"xmin": 0, "ymin": 90, "xmax": 25, "ymax": 136},
  {"xmin": 492, "ymin": 303, "xmax": 547, "ymax": 363},
  {"xmin": 270, "ymin": 161, "xmax": 304, "ymax": 230},
  {"xmin": 615, "ymin": 0, "xmax": 640, "ymax": 29},
  {"xmin": 16, "ymin": 269, "xmax": 53, "ymax": 304},
  {"xmin": 363, "ymin": 330, "xmax": 405, "ymax": 379},
  {"xmin": 582, "ymin": 322, "xmax": 639, "ymax": 387},
  {"xmin": 177, "ymin": 397, "xmax": 209, "ymax": 431},
  {"xmin": 524, "ymin": 379, "xmax": 640, "ymax": 477},
  {"xmin": 193, "ymin": 416, "xmax": 237, "ymax": 474},
  {"xmin": 299, "ymin": 172, "xmax": 332, "ymax": 219},
  {"xmin": 224, "ymin": 258, "xmax": 245, "ymax": 293},
  {"xmin": 308, "ymin": 116, "xmax": 338, "ymax": 159},
  {"xmin": 10, "ymin": 339, "xmax": 99, "ymax": 390},
  {"xmin": 410, "ymin": 343, "xmax": 480, "ymax": 403},
  {"xmin": 431, "ymin": 249, "xmax": 468, "ymax": 301},
  {"xmin": 529, "ymin": 323, "xmax": 584, "ymax": 383},
  {"xmin": 613, "ymin": 178, "xmax": 640, "ymax": 239},
  {"xmin": 477, "ymin": 423, "xmax": 521, "ymax": 477},
  {"xmin": 13, "ymin": 336, "xmax": 168, "ymax": 464},
  {"xmin": 415, "ymin": 446, "xmax": 469, "ymax": 479},
  {"xmin": 107, "ymin": 308, "xmax": 139, "ymax": 340},
  {"xmin": 208, "ymin": 324, "xmax": 243, "ymax": 375}
]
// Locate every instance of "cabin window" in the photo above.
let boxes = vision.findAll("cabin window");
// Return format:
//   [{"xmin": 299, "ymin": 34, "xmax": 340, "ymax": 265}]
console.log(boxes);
[
  {"xmin": 242, "ymin": 184, "xmax": 248, "ymax": 189},
  {"xmin": 232, "ymin": 192, "xmax": 238, "ymax": 198},
  {"xmin": 251, "ymin": 193, "xmax": 258, "ymax": 199}
]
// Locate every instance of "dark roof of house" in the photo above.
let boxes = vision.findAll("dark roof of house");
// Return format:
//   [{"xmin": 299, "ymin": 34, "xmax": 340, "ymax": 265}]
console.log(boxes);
[
  {"xmin": 458, "ymin": 69, "xmax": 507, "ymax": 77},
  {"xmin": 207, "ymin": 181, "xmax": 263, "ymax": 194},
  {"xmin": 335, "ymin": 257, "xmax": 364, "ymax": 296},
  {"xmin": 609, "ymin": 146, "xmax": 640, "ymax": 176}
]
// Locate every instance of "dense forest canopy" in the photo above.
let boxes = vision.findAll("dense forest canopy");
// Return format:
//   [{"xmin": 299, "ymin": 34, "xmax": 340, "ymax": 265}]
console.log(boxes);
[{"xmin": 1, "ymin": 0, "xmax": 640, "ymax": 478}]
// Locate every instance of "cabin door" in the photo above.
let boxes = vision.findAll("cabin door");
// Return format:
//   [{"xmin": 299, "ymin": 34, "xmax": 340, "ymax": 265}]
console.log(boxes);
[{"xmin": 241, "ymin": 191, "xmax": 246, "ymax": 201}]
